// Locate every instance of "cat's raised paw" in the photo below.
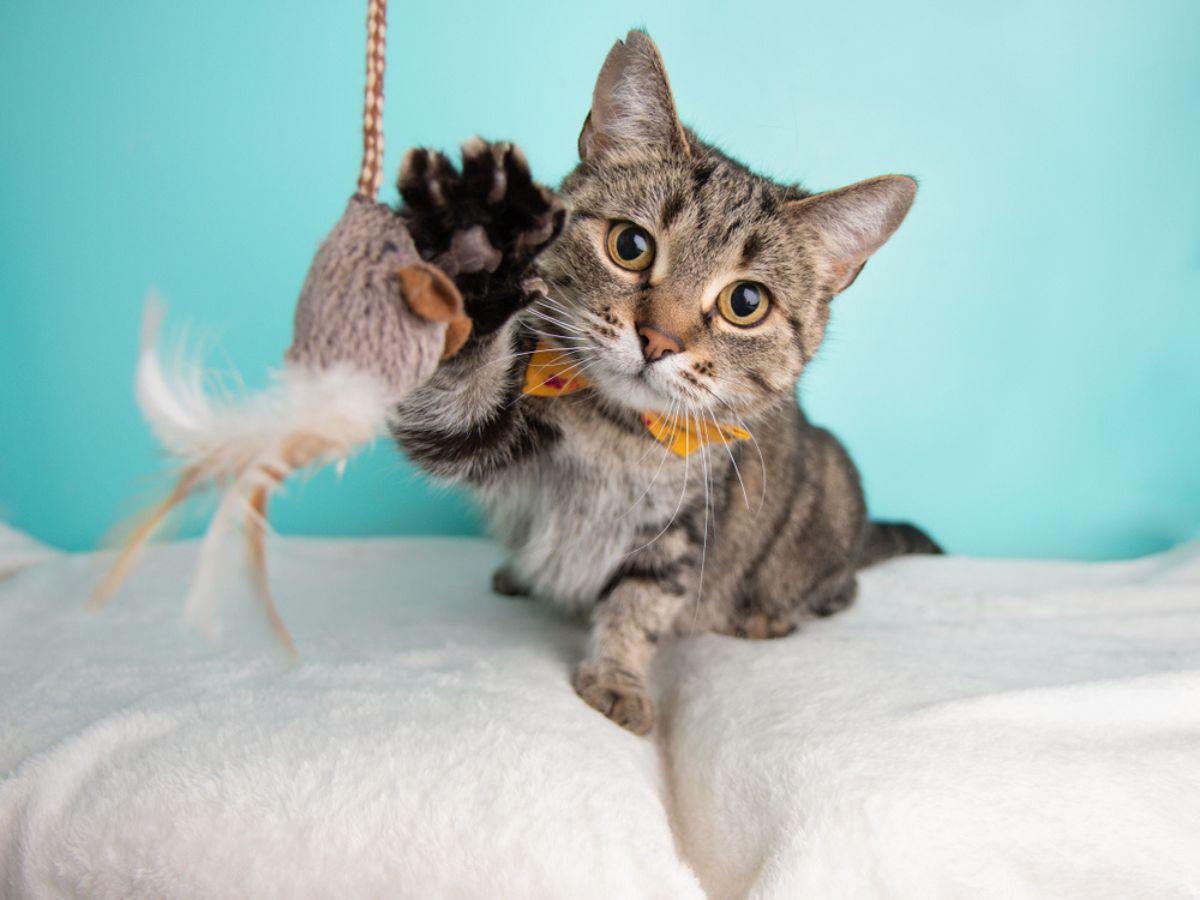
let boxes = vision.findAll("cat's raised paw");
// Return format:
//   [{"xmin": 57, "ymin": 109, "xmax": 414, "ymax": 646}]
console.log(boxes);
[
  {"xmin": 459, "ymin": 138, "xmax": 565, "ymax": 261},
  {"xmin": 399, "ymin": 139, "xmax": 565, "ymax": 338},
  {"xmin": 398, "ymin": 139, "xmax": 565, "ymax": 278},
  {"xmin": 573, "ymin": 660, "xmax": 655, "ymax": 735}
]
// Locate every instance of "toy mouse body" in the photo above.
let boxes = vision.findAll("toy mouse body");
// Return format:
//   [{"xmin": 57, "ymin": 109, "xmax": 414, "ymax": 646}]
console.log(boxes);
[{"xmin": 288, "ymin": 195, "xmax": 470, "ymax": 399}]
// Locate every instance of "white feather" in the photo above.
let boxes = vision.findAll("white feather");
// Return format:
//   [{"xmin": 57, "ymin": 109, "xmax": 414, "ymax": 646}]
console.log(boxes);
[
  {"xmin": 99, "ymin": 297, "xmax": 399, "ymax": 646},
  {"xmin": 137, "ymin": 295, "xmax": 396, "ymax": 481}
]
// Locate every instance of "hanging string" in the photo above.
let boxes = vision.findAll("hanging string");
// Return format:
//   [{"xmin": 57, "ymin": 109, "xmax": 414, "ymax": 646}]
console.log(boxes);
[{"xmin": 356, "ymin": 0, "xmax": 387, "ymax": 199}]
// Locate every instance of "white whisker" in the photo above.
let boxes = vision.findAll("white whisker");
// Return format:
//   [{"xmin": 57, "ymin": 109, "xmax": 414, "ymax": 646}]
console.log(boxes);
[
  {"xmin": 624, "ymin": 418, "xmax": 690, "ymax": 558},
  {"xmin": 618, "ymin": 397, "xmax": 678, "ymax": 520},
  {"xmin": 525, "ymin": 325, "xmax": 589, "ymax": 345},
  {"xmin": 704, "ymin": 373, "xmax": 767, "ymax": 517},
  {"xmin": 689, "ymin": 404, "xmax": 712, "ymax": 636},
  {"xmin": 709, "ymin": 407, "xmax": 750, "ymax": 513},
  {"xmin": 476, "ymin": 345, "xmax": 587, "ymax": 372},
  {"xmin": 502, "ymin": 353, "xmax": 597, "ymax": 411},
  {"xmin": 524, "ymin": 306, "xmax": 588, "ymax": 336}
]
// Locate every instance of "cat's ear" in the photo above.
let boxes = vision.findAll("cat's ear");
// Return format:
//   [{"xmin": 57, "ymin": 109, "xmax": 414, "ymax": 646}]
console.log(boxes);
[
  {"xmin": 788, "ymin": 175, "xmax": 917, "ymax": 295},
  {"xmin": 578, "ymin": 30, "xmax": 690, "ymax": 162}
]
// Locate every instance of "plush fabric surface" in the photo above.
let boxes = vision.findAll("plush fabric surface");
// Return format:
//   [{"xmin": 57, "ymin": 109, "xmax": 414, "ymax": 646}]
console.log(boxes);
[
  {"xmin": 0, "ymin": 526, "xmax": 58, "ymax": 582},
  {"xmin": 1, "ymin": 524, "xmax": 1198, "ymax": 899}
]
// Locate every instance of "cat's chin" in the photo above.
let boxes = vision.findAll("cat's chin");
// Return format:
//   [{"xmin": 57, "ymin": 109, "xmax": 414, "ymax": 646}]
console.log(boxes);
[{"xmin": 587, "ymin": 366, "xmax": 677, "ymax": 414}]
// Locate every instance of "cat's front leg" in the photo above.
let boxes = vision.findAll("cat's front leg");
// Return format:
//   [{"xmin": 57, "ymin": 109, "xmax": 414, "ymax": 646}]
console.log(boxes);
[
  {"xmin": 392, "ymin": 139, "xmax": 565, "ymax": 483},
  {"xmin": 574, "ymin": 570, "xmax": 692, "ymax": 735}
]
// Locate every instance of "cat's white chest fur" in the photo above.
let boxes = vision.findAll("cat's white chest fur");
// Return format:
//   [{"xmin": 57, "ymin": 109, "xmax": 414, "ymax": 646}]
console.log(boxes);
[{"xmin": 481, "ymin": 417, "xmax": 689, "ymax": 613}]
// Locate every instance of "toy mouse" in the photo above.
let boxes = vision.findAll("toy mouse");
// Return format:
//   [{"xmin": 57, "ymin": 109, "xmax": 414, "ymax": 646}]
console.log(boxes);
[{"xmin": 91, "ymin": 0, "xmax": 563, "ymax": 651}]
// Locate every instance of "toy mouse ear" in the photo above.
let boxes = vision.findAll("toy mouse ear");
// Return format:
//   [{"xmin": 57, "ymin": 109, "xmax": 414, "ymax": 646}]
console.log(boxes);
[
  {"xmin": 578, "ymin": 30, "xmax": 690, "ymax": 162},
  {"xmin": 440, "ymin": 316, "xmax": 472, "ymax": 359},
  {"xmin": 396, "ymin": 262, "xmax": 472, "ymax": 358}
]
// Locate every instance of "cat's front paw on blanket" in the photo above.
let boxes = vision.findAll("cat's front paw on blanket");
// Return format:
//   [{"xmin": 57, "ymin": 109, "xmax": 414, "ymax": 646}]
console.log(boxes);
[
  {"xmin": 573, "ymin": 660, "xmax": 655, "ymax": 735},
  {"xmin": 398, "ymin": 139, "xmax": 566, "ymax": 337}
]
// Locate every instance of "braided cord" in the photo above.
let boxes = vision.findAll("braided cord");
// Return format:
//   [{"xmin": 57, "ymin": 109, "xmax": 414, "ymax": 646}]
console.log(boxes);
[{"xmin": 356, "ymin": 0, "xmax": 387, "ymax": 199}]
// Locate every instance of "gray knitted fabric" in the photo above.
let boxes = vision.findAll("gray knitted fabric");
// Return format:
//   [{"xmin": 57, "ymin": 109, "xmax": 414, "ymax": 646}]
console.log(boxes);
[{"xmin": 286, "ymin": 196, "xmax": 449, "ymax": 398}]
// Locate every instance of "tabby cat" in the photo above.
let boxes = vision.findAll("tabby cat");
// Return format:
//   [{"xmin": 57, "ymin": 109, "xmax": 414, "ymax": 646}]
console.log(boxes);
[{"xmin": 394, "ymin": 31, "xmax": 940, "ymax": 734}]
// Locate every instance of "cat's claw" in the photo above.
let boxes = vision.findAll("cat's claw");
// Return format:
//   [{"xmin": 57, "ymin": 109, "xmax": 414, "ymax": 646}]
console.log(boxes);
[{"xmin": 573, "ymin": 660, "xmax": 655, "ymax": 735}]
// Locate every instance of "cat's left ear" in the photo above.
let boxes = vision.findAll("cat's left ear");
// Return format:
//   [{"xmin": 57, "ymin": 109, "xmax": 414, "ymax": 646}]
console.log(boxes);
[{"xmin": 788, "ymin": 175, "xmax": 916, "ymax": 295}]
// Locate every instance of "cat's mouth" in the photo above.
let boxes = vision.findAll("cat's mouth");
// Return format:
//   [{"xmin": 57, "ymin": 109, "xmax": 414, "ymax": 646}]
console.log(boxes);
[{"xmin": 523, "ymin": 298, "xmax": 710, "ymax": 413}]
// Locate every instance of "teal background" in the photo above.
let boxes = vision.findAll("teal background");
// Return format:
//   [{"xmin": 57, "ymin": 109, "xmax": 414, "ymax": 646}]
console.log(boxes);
[{"xmin": 2, "ymin": 1, "xmax": 1198, "ymax": 559}]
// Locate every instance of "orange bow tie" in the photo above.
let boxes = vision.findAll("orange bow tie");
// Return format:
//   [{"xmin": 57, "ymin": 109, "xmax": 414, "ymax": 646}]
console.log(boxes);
[{"xmin": 522, "ymin": 342, "xmax": 750, "ymax": 458}]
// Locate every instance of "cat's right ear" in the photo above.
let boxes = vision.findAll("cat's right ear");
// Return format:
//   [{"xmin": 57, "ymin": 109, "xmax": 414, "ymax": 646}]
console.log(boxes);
[{"xmin": 578, "ymin": 30, "xmax": 691, "ymax": 162}]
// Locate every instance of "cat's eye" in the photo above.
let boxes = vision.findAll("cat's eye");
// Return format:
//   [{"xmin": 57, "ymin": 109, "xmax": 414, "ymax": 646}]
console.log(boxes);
[
  {"xmin": 717, "ymin": 281, "xmax": 771, "ymax": 327},
  {"xmin": 606, "ymin": 221, "xmax": 656, "ymax": 271}
]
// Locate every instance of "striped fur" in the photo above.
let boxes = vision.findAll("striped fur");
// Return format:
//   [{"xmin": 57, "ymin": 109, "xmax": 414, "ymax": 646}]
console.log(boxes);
[{"xmin": 393, "ymin": 32, "xmax": 939, "ymax": 734}]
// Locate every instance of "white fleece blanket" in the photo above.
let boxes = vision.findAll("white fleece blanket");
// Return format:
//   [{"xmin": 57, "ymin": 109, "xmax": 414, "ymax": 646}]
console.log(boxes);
[{"xmin": 1, "ymin": 524, "xmax": 1198, "ymax": 899}]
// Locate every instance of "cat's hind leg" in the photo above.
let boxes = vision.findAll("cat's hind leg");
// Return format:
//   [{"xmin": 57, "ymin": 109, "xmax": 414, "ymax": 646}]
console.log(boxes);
[
  {"xmin": 715, "ymin": 609, "xmax": 798, "ymax": 640},
  {"xmin": 715, "ymin": 571, "xmax": 857, "ymax": 639}
]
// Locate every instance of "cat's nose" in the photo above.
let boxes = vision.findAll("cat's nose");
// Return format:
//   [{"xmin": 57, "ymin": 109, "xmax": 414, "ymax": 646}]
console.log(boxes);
[{"xmin": 637, "ymin": 325, "xmax": 682, "ymax": 362}]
